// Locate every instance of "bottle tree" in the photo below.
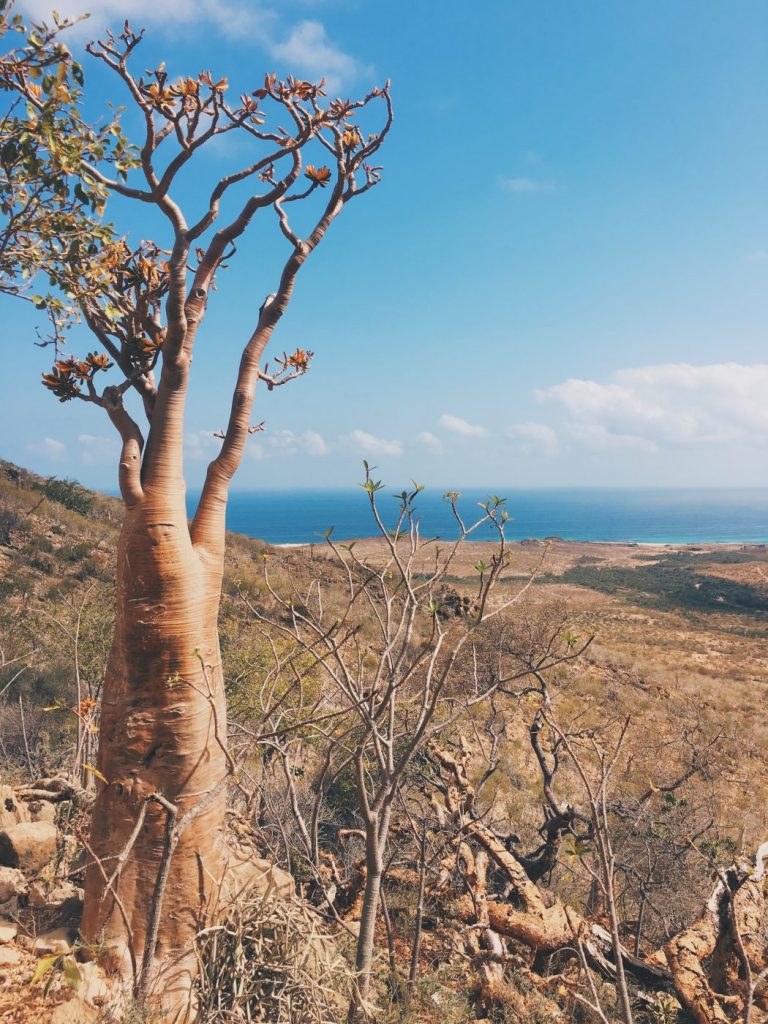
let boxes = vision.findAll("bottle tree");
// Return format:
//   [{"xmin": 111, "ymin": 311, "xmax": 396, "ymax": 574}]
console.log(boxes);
[{"xmin": 1, "ymin": 7, "xmax": 391, "ymax": 1015}]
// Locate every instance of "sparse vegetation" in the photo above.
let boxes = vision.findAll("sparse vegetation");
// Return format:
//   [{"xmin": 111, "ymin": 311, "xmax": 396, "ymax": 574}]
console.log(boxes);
[
  {"xmin": 1, "ymin": 464, "xmax": 768, "ymax": 1023},
  {"xmin": 0, "ymin": 4, "xmax": 764, "ymax": 1022},
  {"xmin": 543, "ymin": 558, "xmax": 768, "ymax": 618}
]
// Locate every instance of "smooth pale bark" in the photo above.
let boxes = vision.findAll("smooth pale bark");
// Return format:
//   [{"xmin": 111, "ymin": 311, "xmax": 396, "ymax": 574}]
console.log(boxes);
[
  {"xmin": 349, "ymin": 866, "xmax": 382, "ymax": 1021},
  {"xmin": 81, "ymin": 486, "xmax": 228, "ymax": 1016}
]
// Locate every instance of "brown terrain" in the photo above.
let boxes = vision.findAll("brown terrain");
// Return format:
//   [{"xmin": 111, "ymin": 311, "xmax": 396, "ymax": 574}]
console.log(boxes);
[{"xmin": 1, "ymin": 462, "xmax": 767, "ymax": 1021}]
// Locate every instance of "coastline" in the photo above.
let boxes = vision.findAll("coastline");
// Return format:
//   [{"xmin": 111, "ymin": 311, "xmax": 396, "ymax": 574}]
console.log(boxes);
[
  {"xmin": 270, "ymin": 537, "xmax": 768, "ymax": 550},
  {"xmin": 197, "ymin": 486, "xmax": 768, "ymax": 548}
]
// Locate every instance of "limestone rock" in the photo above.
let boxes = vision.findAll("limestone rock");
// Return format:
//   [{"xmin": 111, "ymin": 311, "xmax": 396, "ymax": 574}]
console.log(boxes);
[
  {"xmin": 0, "ymin": 865, "xmax": 28, "ymax": 903},
  {"xmin": 20, "ymin": 926, "xmax": 75, "ymax": 955},
  {"xmin": 77, "ymin": 961, "xmax": 110, "ymax": 1007},
  {"xmin": 0, "ymin": 786, "xmax": 30, "ymax": 830},
  {"xmin": 221, "ymin": 845, "xmax": 294, "ymax": 903},
  {"xmin": 28, "ymin": 799, "xmax": 57, "ymax": 824},
  {"xmin": 50, "ymin": 997, "xmax": 99, "ymax": 1024},
  {"xmin": 0, "ymin": 821, "xmax": 58, "ymax": 874},
  {"xmin": 0, "ymin": 945, "xmax": 23, "ymax": 967},
  {"xmin": 28, "ymin": 880, "xmax": 47, "ymax": 907},
  {"xmin": 0, "ymin": 918, "xmax": 17, "ymax": 943},
  {"xmin": 49, "ymin": 881, "xmax": 82, "ymax": 911}
]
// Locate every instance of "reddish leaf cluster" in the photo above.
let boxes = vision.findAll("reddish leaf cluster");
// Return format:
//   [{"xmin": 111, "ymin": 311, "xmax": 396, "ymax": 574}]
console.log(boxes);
[
  {"xmin": 41, "ymin": 351, "xmax": 113, "ymax": 401},
  {"xmin": 279, "ymin": 347, "xmax": 313, "ymax": 372},
  {"xmin": 305, "ymin": 164, "xmax": 331, "ymax": 187}
]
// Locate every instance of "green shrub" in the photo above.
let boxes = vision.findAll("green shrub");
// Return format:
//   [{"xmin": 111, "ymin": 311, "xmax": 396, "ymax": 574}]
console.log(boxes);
[{"xmin": 36, "ymin": 477, "xmax": 94, "ymax": 516}]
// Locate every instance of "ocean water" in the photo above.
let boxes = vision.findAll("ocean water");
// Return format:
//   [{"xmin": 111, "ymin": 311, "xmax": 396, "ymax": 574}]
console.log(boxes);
[{"xmin": 185, "ymin": 487, "xmax": 768, "ymax": 546}]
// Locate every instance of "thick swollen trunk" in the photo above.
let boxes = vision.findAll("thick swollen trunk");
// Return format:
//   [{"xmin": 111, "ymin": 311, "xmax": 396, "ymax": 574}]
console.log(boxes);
[{"xmin": 81, "ymin": 490, "xmax": 228, "ymax": 1017}]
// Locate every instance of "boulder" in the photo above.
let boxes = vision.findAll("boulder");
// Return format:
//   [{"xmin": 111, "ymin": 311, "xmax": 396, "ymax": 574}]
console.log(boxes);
[
  {"xmin": 28, "ymin": 878, "xmax": 80, "ymax": 909},
  {"xmin": 0, "ymin": 786, "xmax": 30, "ymax": 830},
  {"xmin": 19, "ymin": 926, "xmax": 75, "ymax": 955},
  {"xmin": 0, "ymin": 865, "xmax": 28, "ymax": 903},
  {"xmin": 28, "ymin": 799, "xmax": 57, "ymax": 824},
  {"xmin": 0, "ymin": 821, "xmax": 58, "ymax": 873}
]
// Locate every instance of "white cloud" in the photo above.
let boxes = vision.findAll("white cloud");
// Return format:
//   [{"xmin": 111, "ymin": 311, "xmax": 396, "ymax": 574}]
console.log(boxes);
[
  {"xmin": 186, "ymin": 427, "xmax": 328, "ymax": 461},
  {"xmin": 499, "ymin": 176, "xmax": 554, "ymax": 194},
  {"xmin": 439, "ymin": 413, "xmax": 486, "ymax": 438},
  {"xmin": 185, "ymin": 429, "xmax": 221, "ymax": 461},
  {"xmin": 267, "ymin": 429, "xmax": 329, "ymax": 456},
  {"xmin": 538, "ymin": 363, "xmax": 768, "ymax": 450},
  {"xmin": 78, "ymin": 433, "xmax": 119, "ymax": 464},
  {"xmin": 417, "ymin": 431, "xmax": 441, "ymax": 450},
  {"xmin": 270, "ymin": 20, "xmax": 372, "ymax": 92},
  {"xmin": 566, "ymin": 423, "xmax": 657, "ymax": 453},
  {"xmin": 18, "ymin": 0, "xmax": 270, "ymax": 38},
  {"xmin": 507, "ymin": 421, "xmax": 557, "ymax": 455},
  {"xmin": 299, "ymin": 429, "xmax": 329, "ymax": 457},
  {"xmin": 349, "ymin": 429, "xmax": 402, "ymax": 457},
  {"xmin": 29, "ymin": 436, "xmax": 66, "ymax": 461},
  {"xmin": 17, "ymin": 2, "xmax": 368, "ymax": 89}
]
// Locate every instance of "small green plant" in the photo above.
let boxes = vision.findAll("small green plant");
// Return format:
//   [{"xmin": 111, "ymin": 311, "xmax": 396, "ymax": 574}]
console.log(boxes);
[
  {"xmin": 700, "ymin": 834, "xmax": 738, "ymax": 864},
  {"xmin": 30, "ymin": 950, "xmax": 81, "ymax": 995},
  {"xmin": 644, "ymin": 992, "xmax": 681, "ymax": 1023}
]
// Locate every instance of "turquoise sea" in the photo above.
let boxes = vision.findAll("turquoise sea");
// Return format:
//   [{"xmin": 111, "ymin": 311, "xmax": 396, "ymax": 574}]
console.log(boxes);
[{"xmin": 185, "ymin": 488, "xmax": 768, "ymax": 546}]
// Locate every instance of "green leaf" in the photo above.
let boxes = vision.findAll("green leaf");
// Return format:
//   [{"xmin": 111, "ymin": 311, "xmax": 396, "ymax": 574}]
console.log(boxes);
[
  {"xmin": 62, "ymin": 956, "xmax": 81, "ymax": 990},
  {"xmin": 30, "ymin": 954, "xmax": 59, "ymax": 986}
]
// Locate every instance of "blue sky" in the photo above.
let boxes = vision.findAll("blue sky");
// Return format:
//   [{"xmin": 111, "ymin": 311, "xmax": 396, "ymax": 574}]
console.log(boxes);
[{"xmin": 4, "ymin": 0, "xmax": 768, "ymax": 490}]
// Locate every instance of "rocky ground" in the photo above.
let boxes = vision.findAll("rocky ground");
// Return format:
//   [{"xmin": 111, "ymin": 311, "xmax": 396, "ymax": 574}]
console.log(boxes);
[{"xmin": 0, "ymin": 783, "xmax": 107, "ymax": 1023}]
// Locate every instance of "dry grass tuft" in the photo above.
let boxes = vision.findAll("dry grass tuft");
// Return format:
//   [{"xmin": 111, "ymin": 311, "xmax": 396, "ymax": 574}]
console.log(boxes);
[{"xmin": 195, "ymin": 890, "xmax": 352, "ymax": 1023}]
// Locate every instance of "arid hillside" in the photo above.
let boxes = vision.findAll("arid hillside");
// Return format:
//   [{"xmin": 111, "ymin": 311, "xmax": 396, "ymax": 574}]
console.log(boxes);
[{"xmin": 1, "ymin": 460, "xmax": 767, "ymax": 1024}]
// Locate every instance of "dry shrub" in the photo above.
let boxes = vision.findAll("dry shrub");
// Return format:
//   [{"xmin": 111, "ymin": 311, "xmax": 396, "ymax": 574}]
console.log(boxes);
[{"xmin": 195, "ymin": 889, "xmax": 352, "ymax": 1023}]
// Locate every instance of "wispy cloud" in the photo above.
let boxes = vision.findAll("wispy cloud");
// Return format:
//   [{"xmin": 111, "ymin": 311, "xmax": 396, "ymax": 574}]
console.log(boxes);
[
  {"xmin": 29, "ymin": 436, "xmax": 66, "ymax": 461},
  {"xmin": 439, "ymin": 413, "xmax": 486, "ymax": 438},
  {"xmin": 566, "ymin": 423, "xmax": 657, "ymax": 453},
  {"xmin": 538, "ymin": 363, "xmax": 768, "ymax": 450},
  {"xmin": 186, "ymin": 427, "xmax": 328, "ymax": 461},
  {"xmin": 267, "ymin": 429, "xmax": 329, "ymax": 456},
  {"xmin": 271, "ymin": 20, "xmax": 373, "ymax": 92},
  {"xmin": 185, "ymin": 429, "xmax": 221, "ymax": 461},
  {"xmin": 78, "ymin": 433, "xmax": 120, "ymax": 464},
  {"xmin": 19, "ymin": 0, "xmax": 271, "ymax": 38},
  {"xmin": 417, "ymin": 431, "xmax": 442, "ymax": 450},
  {"xmin": 18, "ymin": 1, "xmax": 369, "ymax": 90},
  {"xmin": 348, "ymin": 429, "xmax": 402, "ymax": 457},
  {"xmin": 499, "ymin": 175, "xmax": 555, "ymax": 194},
  {"xmin": 507, "ymin": 421, "xmax": 557, "ymax": 455}
]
